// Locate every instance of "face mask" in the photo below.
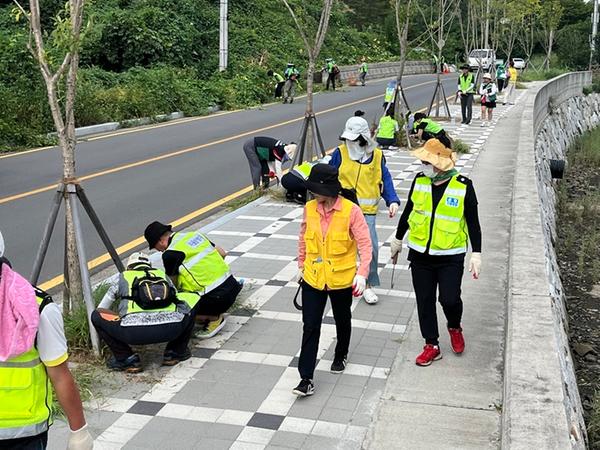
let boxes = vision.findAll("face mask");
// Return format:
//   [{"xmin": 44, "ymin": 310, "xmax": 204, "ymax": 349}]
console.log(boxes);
[
  {"xmin": 346, "ymin": 140, "xmax": 365, "ymax": 161},
  {"xmin": 420, "ymin": 163, "xmax": 435, "ymax": 178}
]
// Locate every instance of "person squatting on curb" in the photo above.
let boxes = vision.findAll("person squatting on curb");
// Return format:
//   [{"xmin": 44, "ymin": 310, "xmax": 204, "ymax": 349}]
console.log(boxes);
[
  {"xmin": 329, "ymin": 115, "xmax": 400, "ymax": 305},
  {"xmin": 92, "ymin": 252, "xmax": 201, "ymax": 372},
  {"xmin": 389, "ymin": 139, "xmax": 482, "ymax": 366},
  {"xmin": 292, "ymin": 164, "xmax": 372, "ymax": 397},
  {"xmin": 243, "ymin": 136, "xmax": 297, "ymax": 190},
  {"xmin": 0, "ymin": 231, "xmax": 93, "ymax": 450},
  {"xmin": 144, "ymin": 221, "xmax": 242, "ymax": 339}
]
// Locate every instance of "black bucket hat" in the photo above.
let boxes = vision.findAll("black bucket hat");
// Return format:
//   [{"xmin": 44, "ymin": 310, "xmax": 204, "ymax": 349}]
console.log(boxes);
[
  {"xmin": 460, "ymin": 64, "xmax": 471, "ymax": 70},
  {"xmin": 144, "ymin": 221, "xmax": 172, "ymax": 249},
  {"xmin": 305, "ymin": 164, "xmax": 341, "ymax": 198}
]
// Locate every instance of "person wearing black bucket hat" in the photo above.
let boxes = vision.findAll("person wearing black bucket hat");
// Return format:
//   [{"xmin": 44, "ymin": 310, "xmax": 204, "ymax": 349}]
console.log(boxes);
[
  {"xmin": 457, "ymin": 64, "xmax": 475, "ymax": 124},
  {"xmin": 292, "ymin": 164, "xmax": 373, "ymax": 397},
  {"xmin": 144, "ymin": 221, "xmax": 242, "ymax": 340}
]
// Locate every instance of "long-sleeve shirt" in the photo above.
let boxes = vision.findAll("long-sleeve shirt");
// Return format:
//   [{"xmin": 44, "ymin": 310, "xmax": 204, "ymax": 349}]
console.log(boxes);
[
  {"xmin": 329, "ymin": 148, "xmax": 400, "ymax": 208},
  {"xmin": 395, "ymin": 174, "xmax": 482, "ymax": 262},
  {"xmin": 298, "ymin": 197, "xmax": 372, "ymax": 278},
  {"xmin": 479, "ymin": 82, "xmax": 498, "ymax": 98}
]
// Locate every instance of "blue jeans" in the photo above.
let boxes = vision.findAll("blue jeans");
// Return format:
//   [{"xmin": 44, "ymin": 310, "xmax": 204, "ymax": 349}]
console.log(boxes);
[{"xmin": 364, "ymin": 214, "xmax": 380, "ymax": 287}]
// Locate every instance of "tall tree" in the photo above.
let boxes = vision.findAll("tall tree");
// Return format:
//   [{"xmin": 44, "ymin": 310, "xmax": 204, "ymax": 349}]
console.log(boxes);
[
  {"xmin": 539, "ymin": 0, "xmax": 563, "ymax": 69},
  {"xmin": 13, "ymin": 0, "xmax": 86, "ymax": 310}
]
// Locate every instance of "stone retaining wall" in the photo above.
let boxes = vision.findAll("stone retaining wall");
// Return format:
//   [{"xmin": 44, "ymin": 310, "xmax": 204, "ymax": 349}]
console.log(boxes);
[
  {"xmin": 503, "ymin": 72, "xmax": 592, "ymax": 449},
  {"xmin": 333, "ymin": 60, "xmax": 434, "ymax": 83}
]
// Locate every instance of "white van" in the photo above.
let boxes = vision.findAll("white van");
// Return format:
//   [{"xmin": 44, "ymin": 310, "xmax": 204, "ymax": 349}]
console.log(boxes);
[{"xmin": 468, "ymin": 49, "xmax": 496, "ymax": 71}]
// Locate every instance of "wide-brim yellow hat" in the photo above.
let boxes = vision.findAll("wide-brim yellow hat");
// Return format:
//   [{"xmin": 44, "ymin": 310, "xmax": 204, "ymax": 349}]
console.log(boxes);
[{"xmin": 410, "ymin": 139, "xmax": 457, "ymax": 171}]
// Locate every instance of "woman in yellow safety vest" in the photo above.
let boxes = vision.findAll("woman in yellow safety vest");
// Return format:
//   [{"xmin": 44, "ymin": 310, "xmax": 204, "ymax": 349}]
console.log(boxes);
[
  {"xmin": 330, "ymin": 116, "xmax": 401, "ymax": 305},
  {"xmin": 375, "ymin": 108, "xmax": 400, "ymax": 149},
  {"xmin": 389, "ymin": 139, "xmax": 482, "ymax": 367},
  {"xmin": 292, "ymin": 164, "xmax": 372, "ymax": 397}
]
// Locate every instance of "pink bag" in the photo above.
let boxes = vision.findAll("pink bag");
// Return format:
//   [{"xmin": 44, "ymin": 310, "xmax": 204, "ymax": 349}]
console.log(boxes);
[{"xmin": 0, "ymin": 263, "xmax": 40, "ymax": 361}]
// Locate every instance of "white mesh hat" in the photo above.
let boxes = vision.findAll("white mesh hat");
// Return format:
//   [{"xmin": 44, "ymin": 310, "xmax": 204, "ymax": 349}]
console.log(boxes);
[
  {"xmin": 127, "ymin": 252, "xmax": 150, "ymax": 269},
  {"xmin": 340, "ymin": 116, "xmax": 370, "ymax": 141}
]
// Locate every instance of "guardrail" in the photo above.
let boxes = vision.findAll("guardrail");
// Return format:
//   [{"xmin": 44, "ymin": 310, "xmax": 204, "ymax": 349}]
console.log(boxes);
[{"xmin": 317, "ymin": 60, "xmax": 435, "ymax": 84}]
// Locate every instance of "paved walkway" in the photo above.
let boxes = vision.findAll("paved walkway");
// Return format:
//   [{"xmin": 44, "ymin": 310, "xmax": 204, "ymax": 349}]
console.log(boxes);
[{"xmin": 49, "ymin": 96, "xmax": 523, "ymax": 450}]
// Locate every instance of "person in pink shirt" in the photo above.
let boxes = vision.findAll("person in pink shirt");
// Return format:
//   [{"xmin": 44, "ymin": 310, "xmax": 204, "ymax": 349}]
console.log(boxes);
[{"xmin": 292, "ymin": 164, "xmax": 372, "ymax": 397}]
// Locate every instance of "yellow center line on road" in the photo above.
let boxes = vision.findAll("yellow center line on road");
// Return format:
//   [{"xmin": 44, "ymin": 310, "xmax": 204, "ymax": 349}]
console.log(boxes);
[
  {"xmin": 0, "ymin": 79, "xmax": 437, "ymax": 207},
  {"xmin": 36, "ymin": 87, "xmax": 453, "ymax": 292}
]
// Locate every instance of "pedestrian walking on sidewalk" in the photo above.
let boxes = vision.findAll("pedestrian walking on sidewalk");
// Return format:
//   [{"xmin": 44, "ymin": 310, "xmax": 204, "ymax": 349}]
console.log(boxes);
[
  {"xmin": 479, "ymin": 73, "xmax": 497, "ymax": 127},
  {"xmin": 457, "ymin": 65, "xmax": 475, "ymax": 124},
  {"xmin": 503, "ymin": 61, "xmax": 518, "ymax": 105},
  {"xmin": 495, "ymin": 63, "xmax": 507, "ymax": 93},
  {"xmin": 330, "ymin": 116, "xmax": 401, "ymax": 305},
  {"xmin": 293, "ymin": 164, "xmax": 372, "ymax": 397},
  {"xmin": 389, "ymin": 139, "xmax": 482, "ymax": 366}
]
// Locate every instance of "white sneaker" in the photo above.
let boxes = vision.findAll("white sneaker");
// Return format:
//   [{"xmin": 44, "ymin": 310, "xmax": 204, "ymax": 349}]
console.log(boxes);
[
  {"xmin": 363, "ymin": 288, "xmax": 378, "ymax": 304},
  {"xmin": 480, "ymin": 121, "xmax": 486, "ymax": 127}
]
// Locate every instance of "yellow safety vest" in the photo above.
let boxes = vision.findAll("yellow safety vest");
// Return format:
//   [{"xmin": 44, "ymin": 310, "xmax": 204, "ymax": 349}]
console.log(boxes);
[
  {"xmin": 508, "ymin": 67, "xmax": 518, "ymax": 85},
  {"xmin": 407, "ymin": 175, "xmax": 469, "ymax": 255},
  {"xmin": 168, "ymin": 232, "xmax": 231, "ymax": 294},
  {"xmin": 338, "ymin": 144, "xmax": 383, "ymax": 214},
  {"xmin": 303, "ymin": 198, "xmax": 357, "ymax": 290},
  {"xmin": 292, "ymin": 161, "xmax": 314, "ymax": 181},
  {"xmin": 0, "ymin": 294, "xmax": 53, "ymax": 440},
  {"xmin": 377, "ymin": 116, "xmax": 398, "ymax": 139},
  {"xmin": 459, "ymin": 73, "xmax": 475, "ymax": 93}
]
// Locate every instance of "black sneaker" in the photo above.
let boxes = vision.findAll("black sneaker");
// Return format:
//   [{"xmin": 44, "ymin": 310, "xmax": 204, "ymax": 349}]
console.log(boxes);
[
  {"xmin": 292, "ymin": 379, "xmax": 314, "ymax": 397},
  {"xmin": 162, "ymin": 348, "xmax": 192, "ymax": 366},
  {"xmin": 107, "ymin": 354, "xmax": 142, "ymax": 373},
  {"xmin": 330, "ymin": 356, "xmax": 347, "ymax": 374}
]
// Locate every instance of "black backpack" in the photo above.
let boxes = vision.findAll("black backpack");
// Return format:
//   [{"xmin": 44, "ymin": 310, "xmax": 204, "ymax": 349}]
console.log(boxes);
[{"xmin": 127, "ymin": 270, "xmax": 177, "ymax": 310}]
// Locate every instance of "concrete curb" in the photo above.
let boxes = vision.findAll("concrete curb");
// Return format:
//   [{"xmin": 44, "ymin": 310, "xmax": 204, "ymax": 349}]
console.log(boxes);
[{"xmin": 502, "ymin": 76, "xmax": 589, "ymax": 449}]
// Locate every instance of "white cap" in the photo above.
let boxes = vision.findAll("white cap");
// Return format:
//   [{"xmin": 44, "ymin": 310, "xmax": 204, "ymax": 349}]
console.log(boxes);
[
  {"xmin": 340, "ymin": 116, "xmax": 370, "ymax": 141},
  {"xmin": 284, "ymin": 143, "xmax": 297, "ymax": 160},
  {"xmin": 483, "ymin": 73, "xmax": 492, "ymax": 80},
  {"xmin": 0, "ymin": 231, "xmax": 4, "ymax": 257},
  {"xmin": 127, "ymin": 252, "xmax": 150, "ymax": 269}
]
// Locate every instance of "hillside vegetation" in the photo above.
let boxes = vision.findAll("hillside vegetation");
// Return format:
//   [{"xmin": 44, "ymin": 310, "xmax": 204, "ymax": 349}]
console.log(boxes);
[{"xmin": 0, "ymin": 0, "xmax": 396, "ymax": 150}]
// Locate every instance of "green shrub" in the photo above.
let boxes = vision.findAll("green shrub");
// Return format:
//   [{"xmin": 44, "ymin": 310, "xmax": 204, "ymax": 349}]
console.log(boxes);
[
  {"xmin": 63, "ymin": 283, "xmax": 109, "ymax": 351},
  {"xmin": 453, "ymin": 138, "xmax": 470, "ymax": 154}
]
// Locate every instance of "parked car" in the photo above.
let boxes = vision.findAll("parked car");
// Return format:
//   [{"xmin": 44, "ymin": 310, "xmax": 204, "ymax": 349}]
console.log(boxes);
[
  {"xmin": 468, "ymin": 49, "xmax": 496, "ymax": 71},
  {"xmin": 512, "ymin": 58, "xmax": 526, "ymax": 70}
]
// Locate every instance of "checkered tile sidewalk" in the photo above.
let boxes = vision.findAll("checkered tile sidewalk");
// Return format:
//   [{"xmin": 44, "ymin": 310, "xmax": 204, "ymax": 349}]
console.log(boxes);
[{"xmin": 49, "ymin": 97, "xmax": 522, "ymax": 450}]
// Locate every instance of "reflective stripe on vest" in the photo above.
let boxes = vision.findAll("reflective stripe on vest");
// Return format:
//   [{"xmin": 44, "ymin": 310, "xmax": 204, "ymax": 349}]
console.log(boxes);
[
  {"xmin": 407, "ymin": 175, "xmax": 469, "ymax": 256},
  {"xmin": 338, "ymin": 144, "xmax": 383, "ymax": 214},
  {"xmin": 168, "ymin": 232, "xmax": 231, "ymax": 294},
  {"xmin": 292, "ymin": 161, "xmax": 314, "ymax": 181},
  {"xmin": 377, "ymin": 116, "xmax": 398, "ymax": 139},
  {"xmin": 459, "ymin": 73, "xmax": 475, "ymax": 93},
  {"xmin": 118, "ymin": 269, "xmax": 178, "ymax": 315},
  {"xmin": 0, "ymin": 295, "xmax": 51, "ymax": 439},
  {"xmin": 303, "ymin": 198, "xmax": 358, "ymax": 290}
]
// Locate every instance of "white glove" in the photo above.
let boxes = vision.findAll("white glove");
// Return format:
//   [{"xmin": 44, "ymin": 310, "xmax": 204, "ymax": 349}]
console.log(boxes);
[
  {"xmin": 388, "ymin": 202, "xmax": 399, "ymax": 218},
  {"xmin": 352, "ymin": 275, "xmax": 367, "ymax": 297},
  {"xmin": 390, "ymin": 238, "xmax": 403, "ymax": 262},
  {"xmin": 67, "ymin": 424, "xmax": 93, "ymax": 450},
  {"xmin": 469, "ymin": 252, "xmax": 481, "ymax": 279},
  {"xmin": 296, "ymin": 269, "xmax": 303, "ymax": 283}
]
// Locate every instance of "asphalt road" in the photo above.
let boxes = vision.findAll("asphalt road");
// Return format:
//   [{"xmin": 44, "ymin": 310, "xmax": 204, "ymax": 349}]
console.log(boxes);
[{"xmin": 0, "ymin": 73, "xmax": 457, "ymax": 286}]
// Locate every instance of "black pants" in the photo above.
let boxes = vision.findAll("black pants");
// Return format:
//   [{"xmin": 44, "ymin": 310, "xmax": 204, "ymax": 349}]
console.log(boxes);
[
  {"xmin": 460, "ymin": 93, "xmax": 473, "ymax": 123},
  {"xmin": 193, "ymin": 275, "xmax": 241, "ymax": 316},
  {"xmin": 92, "ymin": 311, "xmax": 195, "ymax": 360},
  {"xmin": 376, "ymin": 137, "xmax": 396, "ymax": 147},
  {"xmin": 410, "ymin": 258, "xmax": 464, "ymax": 346},
  {"xmin": 0, "ymin": 432, "xmax": 48, "ymax": 450},
  {"xmin": 326, "ymin": 73, "xmax": 336, "ymax": 90},
  {"xmin": 274, "ymin": 81, "xmax": 284, "ymax": 98},
  {"xmin": 281, "ymin": 172, "xmax": 307, "ymax": 203},
  {"xmin": 422, "ymin": 130, "xmax": 452, "ymax": 149},
  {"xmin": 298, "ymin": 283, "xmax": 352, "ymax": 380},
  {"xmin": 496, "ymin": 79, "xmax": 503, "ymax": 92}
]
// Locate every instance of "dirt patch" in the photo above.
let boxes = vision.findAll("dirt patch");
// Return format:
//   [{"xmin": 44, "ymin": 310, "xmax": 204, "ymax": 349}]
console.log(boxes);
[{"xmin": 557, "ymin": 141, "xmax": 600, "ymax": 448}]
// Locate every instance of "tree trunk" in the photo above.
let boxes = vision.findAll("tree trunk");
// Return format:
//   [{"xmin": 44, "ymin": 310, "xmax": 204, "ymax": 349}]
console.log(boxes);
[{"xmin": 545, "ymin": 29, "xmax": 554, "ymax": 70}]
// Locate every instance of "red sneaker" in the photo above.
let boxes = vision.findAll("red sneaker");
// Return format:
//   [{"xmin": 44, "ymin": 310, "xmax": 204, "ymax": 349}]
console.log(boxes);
[
  {"xmin": 415, "ymin": 344, "xmax": 442, "ymax": 366},
  {"xmin": 448, "ymin": 327, "xmax": 465, "ymax": 354}
]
